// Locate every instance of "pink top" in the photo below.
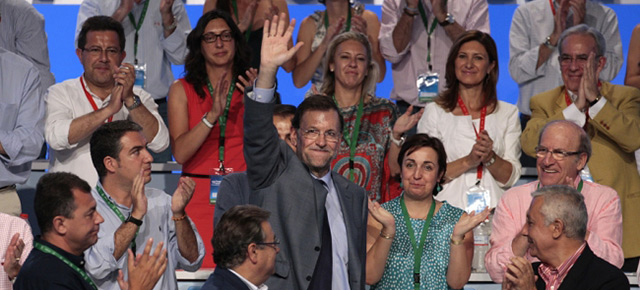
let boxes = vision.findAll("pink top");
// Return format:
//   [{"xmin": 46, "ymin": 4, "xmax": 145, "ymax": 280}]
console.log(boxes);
[
  {"xmin": 0, "ymin": 213, "xmax": 33, "ymax": 289},
  {"xmin": 485, "ymin": 179, "xmax": 624, "ymax": 282}
]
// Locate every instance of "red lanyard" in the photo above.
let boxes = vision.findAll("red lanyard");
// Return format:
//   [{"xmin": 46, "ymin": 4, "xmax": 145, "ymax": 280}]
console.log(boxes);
[
  {"xmin": 457, "ymin": 97, "xmax": 487, "ymax": 179},
  {"xmin": 80, "ymin": 76, "xmax": 113, "ymax": 123},
  {"xmin": 549, "ymin": 0, "xmax": 556, "ymax": 16}
]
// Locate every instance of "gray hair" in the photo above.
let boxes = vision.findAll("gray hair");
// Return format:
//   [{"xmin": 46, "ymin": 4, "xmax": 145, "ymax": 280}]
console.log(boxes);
[
  {"xmin": 531, "ymin": 185, "xmax": 588, "ymax": 240},
  {"xmin": 319, "ymin": 31, "xmax": 379, "ymax": 100},
  {"xmin": 539, "ymin": 120, "xmax": 592, "ymax": 163},
  {"xmin": 558, "ymin": 24, "xmax": 606, "ymax": 57}
]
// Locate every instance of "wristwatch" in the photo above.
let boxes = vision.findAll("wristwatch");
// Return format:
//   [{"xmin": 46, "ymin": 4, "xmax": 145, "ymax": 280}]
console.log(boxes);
[
  {"xmin": 163, "ymin": 16, "xmax": 177, "ymax": 31},
  {"xmin": 588, "ymin": 95, "xmax": 602, "ymax": 107},
  {"xmin": 391, "ymin": 134, "xmax": 406, "ymax": 147},
  {"xmin": 544, "ymin": 36, "xmax": 556, "ymax": 49},
  {"xmin": 125, "ymin": 94, "xmax": 142, "ymax": 111},
  {"xmin": 483, "ymin": 155, "xmax": 496, "ymax": 167},
  {"xmin": 439, "ymin": 13, "xmax": 455, "ymax": 27},
  {"xmin": 403, "ymin": 4, "xmax": 418, "ymax": 16},
  {"xmin": 126, "ymin": 215, "xmax": 143, "ymax": 226}
]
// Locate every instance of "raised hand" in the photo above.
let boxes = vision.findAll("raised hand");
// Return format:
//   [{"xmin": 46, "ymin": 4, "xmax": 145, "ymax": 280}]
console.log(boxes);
[
  {"xmin": 476, "ymin": 130, "xmax": 495, "ymax": 163},
  {"xmin": 113, "ymin": 63, "xmax": 136, "ymax": 106},
  {"xmin": 503, "ymin": 256, "xmax": 537, "ymax": 290},
  {"xmin": 553, "ymin": 0, "xmax": 569, "ymax": 36},
  {"xmin": 368, "ymin": 199, "xmax": 395, "ymax": 236},
  {"xmin": 208, "ymin": 71, "xmax": 230, "ymax": 121},
  {"xmin": 3, "ymin": 233, "xmax": 25, "ymax": 280},
  {"xmin": 263, "ymin": 0, "xmax": 280, "ymax": 26},
  {"xmin": 568, "ymin": 0, "xmax": 586, "ymax": 26},
  {"xmin": 131, "ymin": 169, "xmax": 148, "ymax": 220},
  {"xmin": 171, "ymin": 177, "xmax": 196, "ymax": 215},
  {"xmin": 392, "ymin": 105, "xmax": 424, "ymax": 138},
  {"xmin": 322, "ymin": 16, "xmax": 345, "ymax": 46},
  {"xmin": 576, "ymin": 52, "xmax": 602, "ymax": 111},
  {"xmin": 237, "ymin": 68, "xmax": 259, "ymax": 93},
  {"xmin": 351, "ymin": 15, "xmax": 368, "ymax": 35},
  {"xmin": 160, "ymin": 0, "xmax": 175, "ymax": 19},
  {"xmin": 117, "ymin": 239, "xmax": 168, "ymax": 290},
  {"xmin": 258, "ymin": 13, "xmax": 303, "ymax": 88},
  {"xmin": 430, "ymin": 0, "xmax": 448, "ymax": 22},
  {"xmin": 452, "ymin": 207, "xmax": 490, "ymax": 238},
  {"xmin": 238, "ymin": 0, "xmax": 259, "ymax": 33}
]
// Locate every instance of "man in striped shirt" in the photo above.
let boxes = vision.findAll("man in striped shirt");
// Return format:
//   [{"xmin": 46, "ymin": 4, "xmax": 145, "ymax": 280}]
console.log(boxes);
[{"xmin": 501, "ymin": 185, "xmax": 628, "ymax": 290}]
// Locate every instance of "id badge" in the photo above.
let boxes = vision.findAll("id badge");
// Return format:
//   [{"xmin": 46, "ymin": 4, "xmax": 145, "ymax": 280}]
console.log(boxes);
[
  {"xmin": 209, "ymin": 167, "xmax": 233, "ymax": 204},
  {"xmin": 465, "ymin": 182, "xmax": 490, "ymax": 214},
  {"xmin": 133, "ymin": 63, "xmax": 147, "ymax": 89},
  {"xmin": 417, "ymin": 72, "xmax": 439, "ymax": 103}
]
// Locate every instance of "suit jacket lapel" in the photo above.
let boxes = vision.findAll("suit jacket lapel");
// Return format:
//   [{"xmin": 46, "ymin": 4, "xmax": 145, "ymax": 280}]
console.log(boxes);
[{"xmin": 557, "ymin": 245, "xmax": 593, "ymax": 290}]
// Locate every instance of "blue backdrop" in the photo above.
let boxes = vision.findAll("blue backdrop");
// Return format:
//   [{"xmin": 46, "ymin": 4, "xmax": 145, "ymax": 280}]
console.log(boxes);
[{"xmin": 35, "ymin": 3, "xmax": 639, "ymax": 106}]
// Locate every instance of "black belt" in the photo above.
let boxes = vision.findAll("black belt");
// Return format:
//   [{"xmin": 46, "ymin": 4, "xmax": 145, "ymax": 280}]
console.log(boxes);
[
  {"xmin": 181, "ymin": 172, "xmax": 210, "ymax": 179},
  {"xmin": 0, "ymin": 185, "xmax": 16, "ymax": 191},
  {"xmin": 154, "ymin": 97, "xmax": 167, "ymax": 105}
]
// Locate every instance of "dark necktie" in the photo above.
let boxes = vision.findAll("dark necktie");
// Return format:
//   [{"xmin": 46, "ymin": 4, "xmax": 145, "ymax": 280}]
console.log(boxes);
[{"xmin": 308, "ymin": 179, "xmax": 333, "ymax": 290}]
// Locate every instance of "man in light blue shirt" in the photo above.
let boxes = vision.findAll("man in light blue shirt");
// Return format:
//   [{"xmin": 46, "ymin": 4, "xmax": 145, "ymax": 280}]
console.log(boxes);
[
  {"xmin": 85, "ymin": 120, "xmax": 205, "ymax": 290},
  {"xmin": 0, "ymin": 47, "xmax": 45, "ymax": 216}
]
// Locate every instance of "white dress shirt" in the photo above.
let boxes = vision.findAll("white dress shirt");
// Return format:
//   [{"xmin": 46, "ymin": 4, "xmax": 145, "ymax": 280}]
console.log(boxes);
[{"xmin": 45, "ymin": 76, "xmax": 169, "ymax": 187}]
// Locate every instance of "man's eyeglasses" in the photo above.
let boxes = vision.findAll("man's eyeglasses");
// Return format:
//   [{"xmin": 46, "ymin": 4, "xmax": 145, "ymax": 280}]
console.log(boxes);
[
  {"xmin": 558, "ymin": 54, "xmax": 601, "ymax": 67},
  {"xmin": 256, "ymin": 237, "xmax": 280, "ymax": 250},
  {"xmin": 202, "ymin": 31, "xmax": 233, "ymax": 43},
  {"xmin": 301, "ymin": 128, "xmax": 340, "ymax": 143},
  {"xmin": 83, "ymin": 47, "xmax": 121, "ymax": 56},
  {"xmin": 535, "ymin": 146, "xmax": 581, "ymax": 161}
]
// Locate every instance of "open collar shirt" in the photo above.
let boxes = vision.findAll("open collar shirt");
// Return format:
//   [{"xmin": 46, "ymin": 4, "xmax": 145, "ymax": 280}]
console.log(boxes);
[
  {"xmin": 485, "ymin": 178, "xmax": 623, "ymax": 282},
  {"xmin": 85, "ymin": 182, "xmax": 205, "ymax": 290},
  {"xmin": 44, "ymin": 76, "xmax": 169, "ymax": 187}
]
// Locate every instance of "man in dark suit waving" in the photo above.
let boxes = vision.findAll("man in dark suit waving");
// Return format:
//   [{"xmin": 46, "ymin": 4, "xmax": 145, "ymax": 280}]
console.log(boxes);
[
  {"xmin": 201, "ymin": 205, "xmax": 278, "ymax": 290},
  {"xmin": 242, "ymin": 13, "xmax": 368, "ymax": 290}
]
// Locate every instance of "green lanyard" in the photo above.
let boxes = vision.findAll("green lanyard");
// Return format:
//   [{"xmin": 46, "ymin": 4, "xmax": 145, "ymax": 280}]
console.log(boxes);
[
  {"xmin": 324, "ymin": 7, "xmax": 352, "ymax": 32},
  {"xmin": 127, "ymin": 0, "xmax": 150, "ymax": 64},
  {"xmin": 34, "ymin": 241, "xmax": 98, "ymax": 290},
  {"xmin": 417, "ymin": 1, "xmax": 442, "ymax": 71},
  {"xmin": 537, "ymin": 179, "xmax": 584, "ymax": 192},
  {"xmin": 207, "ymin": 79, "xmax": 236, "ymax": 171},
  {"xmin": 231, "ymin": 0, "xmax": 252, "ymax": 41},
  {"xmin": 96, "ymin": 186, "xmax": 139, "ymax": 252},
  {"xmin": 400, "ymin": 195, "xmax": 436, "ymax": 290},
  {"xmin": 332, "ymin": 95, "xmax": 364, "ymax": 181}
]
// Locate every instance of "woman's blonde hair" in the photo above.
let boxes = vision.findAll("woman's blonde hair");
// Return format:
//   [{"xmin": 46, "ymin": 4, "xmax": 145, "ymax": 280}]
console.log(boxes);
[{"xmin": 319, "ymin": 31, "xmax": 379, "ymax": 100}]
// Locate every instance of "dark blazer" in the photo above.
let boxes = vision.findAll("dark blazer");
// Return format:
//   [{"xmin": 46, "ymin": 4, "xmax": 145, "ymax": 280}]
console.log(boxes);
[
  {"xmin": 533, "ymin": 245, "xmax": 630, "ymax": 290},
  {"xmin": 200, "ymin": 267, "xmax": 251, "ymax": 290},
  {"xmin": 213, "ymin": 172, "xmax": 252, "ymax": 227},
  {"xmin": 243, "ymin": 93, "xmax": 368, "ymax": 290}
]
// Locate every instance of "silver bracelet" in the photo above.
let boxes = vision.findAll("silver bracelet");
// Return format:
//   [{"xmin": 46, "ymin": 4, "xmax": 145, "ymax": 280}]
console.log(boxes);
[{"xmin": 201, "ymin": 113, "xmax": 215, "ymax": 128}]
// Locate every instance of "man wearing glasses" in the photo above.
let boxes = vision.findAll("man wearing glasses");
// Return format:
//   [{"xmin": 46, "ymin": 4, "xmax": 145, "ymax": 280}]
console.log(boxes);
[
  {"xmin": 521, "ymin": 24, "xmax": 640, "ymax": 272},
  {"xmin": 486, "ymin": 120, "xmax": 624, "ymax": 282},
  {"xmin": 202, "ymin": 205, "xmax": 279, "ymax": 290},
  {"xmin": 243, "ymin": 14, "xmax": 367, "ymax": 290},
  {"xmin": 45, "ymin": 16, "xmax": 169, "ymax": 187}
]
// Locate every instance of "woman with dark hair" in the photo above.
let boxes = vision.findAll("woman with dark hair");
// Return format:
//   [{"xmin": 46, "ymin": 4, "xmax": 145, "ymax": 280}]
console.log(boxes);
[
  {"xmin": 319, "ymin": 31, "xmax": 399, "ymax": 202},
  {"xmin": 366, "ymin": 134, "xmax": 489, "ymax": 289},
  {"xmin": 293, "ymin": 0, "xmax": 385, "ymax": 95},
  {"xmin": 167, "ymin": 10, "xmax": 250, "ymax": 268},
  {"xmin": 203, "ymin": 0, "xmax": 294, "ymax": 71},
  {"xmin": 416, "ymin": 30, "xmax": 521, "ymax": 211}
]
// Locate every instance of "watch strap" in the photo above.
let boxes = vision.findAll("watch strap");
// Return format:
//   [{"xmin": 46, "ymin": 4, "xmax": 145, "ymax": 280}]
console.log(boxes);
[
  {"xmin": 125, "ymin": 94, "xmax": 142, "ymax": 111},
  {"xmin": 126, "ymin": 215, "xmax": 143, "ymax": 226},
  {"xmin": 588, "ymin": 95, "xmax": 601, "ymax": 107}
]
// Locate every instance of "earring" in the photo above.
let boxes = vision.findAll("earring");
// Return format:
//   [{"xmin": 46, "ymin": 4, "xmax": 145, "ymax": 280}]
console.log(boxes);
[{"xmin": 435, "ymin": 182, "xmax": 442, "ymax": 193}]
